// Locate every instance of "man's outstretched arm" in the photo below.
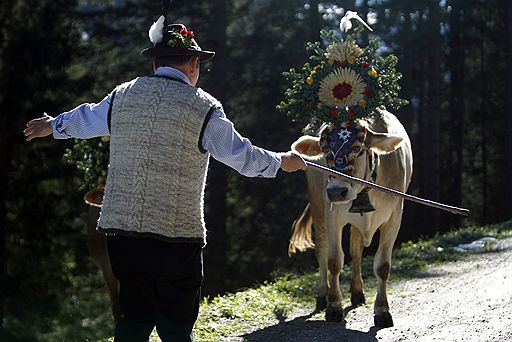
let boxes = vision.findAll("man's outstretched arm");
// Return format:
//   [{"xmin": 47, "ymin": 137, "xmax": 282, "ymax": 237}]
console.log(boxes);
[{"xmin": 23, "ymin": 93, "xmax": 112, "ymax": 142}]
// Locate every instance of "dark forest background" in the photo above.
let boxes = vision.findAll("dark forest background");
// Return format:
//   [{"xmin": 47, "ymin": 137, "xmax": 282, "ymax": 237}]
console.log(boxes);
[{"xmin": 1, "ymin": 0, "xmax": 511, "ymax": 340}]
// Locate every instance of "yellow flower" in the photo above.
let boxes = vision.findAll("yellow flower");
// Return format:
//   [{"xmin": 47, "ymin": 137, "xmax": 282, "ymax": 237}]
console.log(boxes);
[
  {"xmin": 347, "ymin": 55, "xmax": 356, "ymax": 64},
  {"xmin": 318, "ymin": 67, "xmax": 366, "ymax": 107},
  {"xmin": 325, "ymin": 41, "xmax": 363, "ymax": 63},
  {"xmin": 328, "ymin": 57, "xmax": 334, "ymax": 65},
  {"xmin": 358, "ymin": 99, "xmax": 366, "ymax": 108},
  {"xmin": 368, "ymin": 68, "xmax": 378, "ymax": 78},
  {"xmin": 306, "ymin": 76, "xmax": 314, "ymax": 85}
]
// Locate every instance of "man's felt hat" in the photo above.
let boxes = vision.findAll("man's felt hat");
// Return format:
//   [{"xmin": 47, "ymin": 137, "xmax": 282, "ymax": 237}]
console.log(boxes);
[{"xmin": 141, "ymin": 21, "xmax": 215, "ymax": 62}]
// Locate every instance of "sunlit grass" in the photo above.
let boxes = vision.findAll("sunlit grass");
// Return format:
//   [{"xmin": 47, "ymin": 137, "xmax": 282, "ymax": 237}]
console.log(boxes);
[{"xmin": 392, "ymin": 219, "xmax": 512, "ymax": 277}]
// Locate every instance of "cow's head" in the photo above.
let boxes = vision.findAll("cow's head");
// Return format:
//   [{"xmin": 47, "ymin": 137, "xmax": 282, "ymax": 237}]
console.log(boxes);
[{"xmin": 292, "ymin": 126, "xmax": 403, "ymax": 205}]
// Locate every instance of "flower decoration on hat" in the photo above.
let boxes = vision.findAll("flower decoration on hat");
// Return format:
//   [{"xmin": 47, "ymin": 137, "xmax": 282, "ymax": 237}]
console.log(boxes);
[
  {"xmin": 148, "ymin": 16, "xmax": 196, "ymax": 50},
  {"xmin": 278, "ymin": 10, "xmax": 408, "ymax": 127},
  {"xmin": 167, "ymin": 27, "xmax": 196, "ymax": 48}
]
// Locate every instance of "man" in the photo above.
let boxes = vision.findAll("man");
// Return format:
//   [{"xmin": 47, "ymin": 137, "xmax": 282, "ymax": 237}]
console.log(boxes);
[{"xmin": 23, "ymin": 17, "xmax": 306, "ymax": 342}]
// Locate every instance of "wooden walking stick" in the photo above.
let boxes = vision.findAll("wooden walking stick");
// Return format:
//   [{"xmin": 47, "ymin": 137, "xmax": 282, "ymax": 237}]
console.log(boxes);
[{"xmin": 305, "ymin": 161, "xmax": 470, "ymax": 217}]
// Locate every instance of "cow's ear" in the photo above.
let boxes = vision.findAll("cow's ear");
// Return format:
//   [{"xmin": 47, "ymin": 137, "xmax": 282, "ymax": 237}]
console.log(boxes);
[
  {"xmin": 291, "ymin": 136, "xmax": 323, "ymax": 158},
  {"xmin": 367, "ymin": 128, "xmax": 403, "ymax": 154}
]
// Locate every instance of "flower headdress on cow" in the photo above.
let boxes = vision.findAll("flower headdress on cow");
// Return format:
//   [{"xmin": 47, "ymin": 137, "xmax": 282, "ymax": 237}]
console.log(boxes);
[
  {"xmin": 279, "ymin": 11, "xmax": 408, "ymax": 213},
  {"xmin": 279, "ymin": 10, "xmax": 407, "ymax": 173}
]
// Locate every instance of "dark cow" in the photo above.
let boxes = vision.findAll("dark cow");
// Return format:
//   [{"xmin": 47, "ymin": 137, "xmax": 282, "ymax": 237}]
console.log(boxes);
[{"xmin": 84, "ymin": 190, "xmax": 120, "ymax": 321}]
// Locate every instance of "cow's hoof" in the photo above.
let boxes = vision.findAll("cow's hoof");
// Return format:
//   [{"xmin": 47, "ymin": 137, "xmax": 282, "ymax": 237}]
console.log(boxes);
[
  {"xmin": 351, "ymin": 292, "xmax": 366, "ymax": 306},
  {"xmin": 325, "ymin": 305, "xmax": 344, "ymax": 322},
  {"xmin": 316, "ymin": 296, "xmax": 327, "ymax": 311},
  {"xmin": 374, "ymin": 312, "xmax": 394, "ymax": 328}
]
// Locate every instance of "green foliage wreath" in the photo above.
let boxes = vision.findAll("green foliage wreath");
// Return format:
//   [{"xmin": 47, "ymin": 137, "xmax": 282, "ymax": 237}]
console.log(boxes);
[
  {"xmin": 278, "ymin": 25, "xmax": 408, "ymax": 129},
  {"xmin": 64, "ymin": 137, "xmax": 109, "ymax": 192}
]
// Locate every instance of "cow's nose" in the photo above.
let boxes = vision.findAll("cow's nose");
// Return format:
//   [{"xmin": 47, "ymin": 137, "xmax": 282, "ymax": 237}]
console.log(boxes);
[{"xmin": 327, "ymin": 187, "xmax": 349, "ymax": 202}]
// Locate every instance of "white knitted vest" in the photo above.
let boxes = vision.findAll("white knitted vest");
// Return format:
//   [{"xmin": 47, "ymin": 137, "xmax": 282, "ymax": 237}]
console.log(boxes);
[{"xmin": 98, "ymin": 76, "xmax": 220, "ymax": 244}]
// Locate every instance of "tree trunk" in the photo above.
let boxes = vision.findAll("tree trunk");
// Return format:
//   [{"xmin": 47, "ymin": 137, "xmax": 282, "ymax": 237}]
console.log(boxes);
[
  {"xmin": 202, "ymin": 0, "xmax": 228, "ymax": 297},
  {"xmin": 446, "ymin": 0, "xmax": 465, "ymax": 228},
  {"xmin": 479, "ymin": 22, "xmax": 489, "ymax": 222},
  {"xmin": 505, "ymin": 0, "xmax": 512, "ymax": 216},
  {"xmin": 0, "ymin": 1, "xmax": 10, "ymax": 328},
  {"xmin": 0, "ymin": 122, "xmax": 7, "ymax": 329},
  {"xmin": 422, "ymin": 1, "xmax": 442, "ymax": 235}
]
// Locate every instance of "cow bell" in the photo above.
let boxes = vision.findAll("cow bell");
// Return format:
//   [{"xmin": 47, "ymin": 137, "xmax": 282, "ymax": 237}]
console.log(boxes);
[{"xmin": 349, "ymin": 188, "xmax": 375, "ymax": 214}]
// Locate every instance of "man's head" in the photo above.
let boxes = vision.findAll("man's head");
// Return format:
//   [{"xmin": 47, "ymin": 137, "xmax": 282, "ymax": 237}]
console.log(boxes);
[
  {"xmin": 142, "ymin": 20, "xmax": 214, "ymax": 85},
  {"xmin": 152, "ymin": 55, "xmax": 200, "ymax": 86}
]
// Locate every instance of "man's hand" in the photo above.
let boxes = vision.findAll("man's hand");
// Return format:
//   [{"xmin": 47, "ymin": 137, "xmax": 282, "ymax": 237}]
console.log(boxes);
[
  {"xmin": 279, "ymin": 151, "xmax": 307, "ymax": 173},
  {"xmin": 23, "ymin": 113, "xmax": 54, "ymax": 141}
]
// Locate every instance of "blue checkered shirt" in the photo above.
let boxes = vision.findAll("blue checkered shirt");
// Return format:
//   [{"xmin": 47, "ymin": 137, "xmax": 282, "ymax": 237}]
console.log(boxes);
[{"xmin": 51, "ymin": 67, "xmax": 282, "ymax": 178}]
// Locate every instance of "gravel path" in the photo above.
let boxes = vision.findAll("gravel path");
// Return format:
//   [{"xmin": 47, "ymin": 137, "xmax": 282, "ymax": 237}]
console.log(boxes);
[{"xmin": 238, "ymin": 238, "xmax": 512, "ymax": 342}]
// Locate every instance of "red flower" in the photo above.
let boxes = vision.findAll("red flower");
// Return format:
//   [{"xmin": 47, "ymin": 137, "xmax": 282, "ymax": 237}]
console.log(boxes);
[
  {"xmin": 313, "ymin": 66, "xmax": 321, "ymax": 72},
  {"xmin": 361, "ymin": 62, "xmax": 370, "ymax": 68},
  {"xmin": 328, "ymin": 107, "xmax": 341, "ymax": 118},
  {"xmin": 178, "ymin": 29, "xmax": 195, "ymax": 39},
  {"xmin": 348, "ymin": 107, "xmax": 357, "ymax": 116},
  {"xmin": 335, "ymin": 61, "xmax": 344, "ymax": 68},
  {"xmin": 303, "ymin": 100, "xmax": 309, "ymax": 108},
  {"xmin": 363, "ymin": 87, "xmax": 374, "ymax": 97}
]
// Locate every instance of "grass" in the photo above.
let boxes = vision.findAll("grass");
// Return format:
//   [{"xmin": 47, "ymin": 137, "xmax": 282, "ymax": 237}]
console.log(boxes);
[
  {"xmin": 190, "ymin": 220, "xmax": 512, "ymax": 341},
  {"xmin": 194, "ymin": 273, "xmax": 318, "ymax": 340},
  {"xmin": 392, "ymin": 219, "xmax": 512, "ymax": 277}
]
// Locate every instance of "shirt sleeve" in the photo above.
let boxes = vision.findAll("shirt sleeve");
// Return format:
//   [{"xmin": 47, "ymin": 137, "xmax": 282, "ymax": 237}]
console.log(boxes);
[
  {"xmin": 51, "ymin": 92, "xmax": 112, "ymax": 139},
  {"xmin": 201, "ymin": 109, "xmax": 282, "ymax": 178}
]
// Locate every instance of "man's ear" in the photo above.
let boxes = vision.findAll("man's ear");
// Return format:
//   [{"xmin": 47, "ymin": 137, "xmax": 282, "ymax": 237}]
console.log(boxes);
[
  {"xmin": 190, "ymin": 56, "xmax": 199, "ymax": 72},
  {"xmin": 291, "ymin": 136, "xmax": 323, "ymax": 158},
  {"xmin": 366, "ymin": 128, "xmax": 403, "ymax": 154}
]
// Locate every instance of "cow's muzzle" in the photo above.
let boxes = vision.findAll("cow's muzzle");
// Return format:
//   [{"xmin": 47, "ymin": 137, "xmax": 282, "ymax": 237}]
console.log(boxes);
[{"xmin": 326, "ymin": 186, "xmax": 349, "ymax": 202}]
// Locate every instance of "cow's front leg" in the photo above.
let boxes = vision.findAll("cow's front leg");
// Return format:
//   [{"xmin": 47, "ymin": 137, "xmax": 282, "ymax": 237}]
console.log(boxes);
[
  {"xmin": 325, "ymin": 213, "xmax": 344, "ymax": 322},
  {"xmin": 349, "ymin": 226, "xmax": 365, "ymax": 306},
  {"xmin": 315, "ymin": 223, "xmax": 329, "ymax": 310},
  {"xmin": 373, "ymin": 210, "xmax": 402, "ymax": 328}
]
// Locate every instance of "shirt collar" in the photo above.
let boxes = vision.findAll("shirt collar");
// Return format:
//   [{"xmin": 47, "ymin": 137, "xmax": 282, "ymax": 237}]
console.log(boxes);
[{"xmin": 154, "ymin": 67, "xmax": 192, "ymax": 85}]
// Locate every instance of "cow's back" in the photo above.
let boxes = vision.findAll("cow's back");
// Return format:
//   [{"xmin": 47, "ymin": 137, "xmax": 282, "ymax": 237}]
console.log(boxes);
[{"xmin": 367, "ymin": 108, "xmax": 413, "ymax": 192}]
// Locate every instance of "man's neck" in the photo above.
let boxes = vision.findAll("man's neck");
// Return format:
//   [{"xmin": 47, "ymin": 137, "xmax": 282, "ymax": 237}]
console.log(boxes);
[{"xmin": 154, "ymin": 66, "xmax": 193, "ymax": 85}]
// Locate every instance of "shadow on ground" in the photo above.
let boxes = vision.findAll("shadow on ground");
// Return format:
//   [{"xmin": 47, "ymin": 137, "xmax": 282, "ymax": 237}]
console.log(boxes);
[{"xmin": 242, "ymin": 309, "xmax": 383, "ymax": 342}]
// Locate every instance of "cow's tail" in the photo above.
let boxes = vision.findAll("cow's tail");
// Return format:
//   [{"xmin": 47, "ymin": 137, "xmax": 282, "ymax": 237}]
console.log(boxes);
[{"xmin": 288, "ymin": 203, "xmax": 315, "ymax": 256}]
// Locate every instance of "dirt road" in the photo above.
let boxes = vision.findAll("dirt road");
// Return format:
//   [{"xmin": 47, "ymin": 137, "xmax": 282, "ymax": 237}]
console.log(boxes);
[{"xmin": 241, "ymin": 238, "xmax": 512, "ymax": 342}]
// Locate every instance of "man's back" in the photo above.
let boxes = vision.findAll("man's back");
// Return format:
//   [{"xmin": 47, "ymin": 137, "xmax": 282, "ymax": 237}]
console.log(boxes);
[{"xmin": 99, "ymin": 76, "xmax": 220, "ymax": 243}]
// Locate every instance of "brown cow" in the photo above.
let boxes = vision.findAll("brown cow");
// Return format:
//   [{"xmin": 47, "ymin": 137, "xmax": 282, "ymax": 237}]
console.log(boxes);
[{"xmin": 289, "ymin": 108, "xmax": 413, "ymax": 327}]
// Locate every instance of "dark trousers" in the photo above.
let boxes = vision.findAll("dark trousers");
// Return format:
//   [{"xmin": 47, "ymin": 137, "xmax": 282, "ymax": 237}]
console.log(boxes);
[{"xmin": 107, "ymin": 234, "xmax": 203, "ymax": 342}]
